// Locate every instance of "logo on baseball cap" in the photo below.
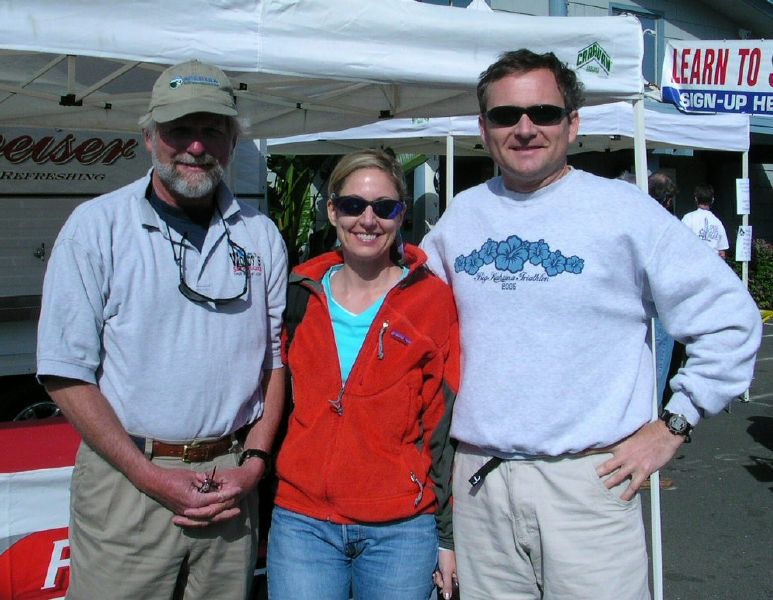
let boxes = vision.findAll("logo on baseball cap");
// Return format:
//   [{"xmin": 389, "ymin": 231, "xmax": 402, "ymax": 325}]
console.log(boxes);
[{"xmin": 147, "ymin": 60, "xmax": 237, "ymax": 123}]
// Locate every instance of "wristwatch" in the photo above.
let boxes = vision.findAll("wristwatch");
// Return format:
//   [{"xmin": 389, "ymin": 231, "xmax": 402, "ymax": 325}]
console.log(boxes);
[
  {"xmin": 659, "ymin": 409, "xmax": 693, "ymax": 443},
  {"xmin": 237, "ymin": 448, "xmax": 272, "ymax": 468}
]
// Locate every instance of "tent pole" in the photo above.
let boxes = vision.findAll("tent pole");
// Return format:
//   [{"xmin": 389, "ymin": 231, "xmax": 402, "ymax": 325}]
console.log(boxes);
[
  {"xmin": 259, "ymin": 139, "xmax": 269, "ymax": 215},
  {"xmin": 446, "ymin": 135, "xmax": 454, "ymax": 206},
  {"xmin": 633, "ymin": 98, "xmax": 648, "ymax": 192},
  {"xmin": 634, "ymin": 97, "xmax": 664, "ymax": 600},
  {"xmin": 742, "ymin": 150, "xmax": 750, "ymax": 402}
]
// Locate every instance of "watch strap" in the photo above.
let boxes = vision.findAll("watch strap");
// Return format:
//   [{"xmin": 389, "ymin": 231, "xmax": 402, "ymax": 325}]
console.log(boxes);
[{"xmin": 237, "ymin": 448, "xmax": 272, "ymax": 467}]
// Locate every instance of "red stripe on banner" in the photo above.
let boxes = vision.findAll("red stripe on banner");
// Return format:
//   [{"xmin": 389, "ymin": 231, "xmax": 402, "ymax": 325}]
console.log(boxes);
[{"xmin": 0, "ymin": 418, "xmax": 80, "ymax": 472}]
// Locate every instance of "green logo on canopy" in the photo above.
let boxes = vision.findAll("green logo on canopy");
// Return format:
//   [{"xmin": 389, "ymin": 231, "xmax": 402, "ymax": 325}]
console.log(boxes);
[{"xmin": 576, "ymin": 42, "xmax": 612, "ymax": 76}]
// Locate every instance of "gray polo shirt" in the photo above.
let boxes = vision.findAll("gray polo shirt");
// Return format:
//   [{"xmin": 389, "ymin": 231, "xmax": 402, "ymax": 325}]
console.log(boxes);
[{"xmin": 37, "ymin": 172, "xmax": 287, "ymax": 441}]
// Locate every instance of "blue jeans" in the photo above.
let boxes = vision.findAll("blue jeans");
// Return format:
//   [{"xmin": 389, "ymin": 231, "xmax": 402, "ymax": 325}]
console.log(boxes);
[
  {"xmin": 267, "ymin": 506, "xmax": 438, "ymax": 600},
  {"xmin": 654, "ymin": 318, "xmax": 674, "ymax": 407}
]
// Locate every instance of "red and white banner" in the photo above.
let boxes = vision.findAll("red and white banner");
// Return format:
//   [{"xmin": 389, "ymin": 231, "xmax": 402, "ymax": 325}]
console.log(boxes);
[
  {"xmin": 0, "ymin": 420, "xmax": 79, "ymax": 599},
  {"xmin": 661, "ymin": 40, "xmax": 773, "ymax": 115}
]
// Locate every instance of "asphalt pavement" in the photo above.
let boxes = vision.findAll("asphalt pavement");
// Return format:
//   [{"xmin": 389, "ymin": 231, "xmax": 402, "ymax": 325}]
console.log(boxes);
[{"xmin": 643, "ymin": 322, "xmax": 773, "ymax": 600}]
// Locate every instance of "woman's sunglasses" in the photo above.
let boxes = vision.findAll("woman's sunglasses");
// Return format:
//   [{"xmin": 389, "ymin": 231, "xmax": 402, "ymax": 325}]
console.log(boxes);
[
  {"xmin": 332, "ymin": 194, "xmax": 404, "ymax": 220},
  {"xmin": 485, "ymin": 104, "xmax": 571, "ymax": 127}
]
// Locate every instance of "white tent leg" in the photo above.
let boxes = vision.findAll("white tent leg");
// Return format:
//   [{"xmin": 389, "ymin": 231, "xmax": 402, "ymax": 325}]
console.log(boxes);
[
  {"xmin": 258, "ymin": 139, "xmax": 269, "ymax": 215},
  {"xmin": 634, "ymin": 97, "xmax": 664, "ymax": 600},
  {"xmin": 742, "ymin": 150, "xmax": 750, "ymax": 402},
  {"xmin": 445, "ymin": 135, "xmax": 454, "ymax": 206},
  {"xmin": 650, "ymin": 319, "xmax": 664, "ymax": 600}
]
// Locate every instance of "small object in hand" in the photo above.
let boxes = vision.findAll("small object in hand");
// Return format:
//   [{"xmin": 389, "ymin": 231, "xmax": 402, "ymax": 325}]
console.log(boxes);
[{"xmin": 198, "ymin": 466, "xmax": 220, "ymax": 493}]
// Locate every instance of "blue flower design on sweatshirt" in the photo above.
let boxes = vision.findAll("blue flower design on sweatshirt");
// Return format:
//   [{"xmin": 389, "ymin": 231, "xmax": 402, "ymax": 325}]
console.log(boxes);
[{"xmin": 455, "ymin": 237, "xmax": 584, "ymax": 277}]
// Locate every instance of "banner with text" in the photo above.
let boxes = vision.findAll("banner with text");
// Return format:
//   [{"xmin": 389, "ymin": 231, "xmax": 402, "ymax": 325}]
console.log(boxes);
[{"xmin": 661, "ymin": 40, "xmax": 773, "ymax": 116}]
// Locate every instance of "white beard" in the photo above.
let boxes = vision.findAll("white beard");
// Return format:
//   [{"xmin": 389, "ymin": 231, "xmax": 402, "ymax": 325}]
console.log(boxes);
[{"xmin": 151, "ymin": 142, "xmax": 226, "ymax": 200}]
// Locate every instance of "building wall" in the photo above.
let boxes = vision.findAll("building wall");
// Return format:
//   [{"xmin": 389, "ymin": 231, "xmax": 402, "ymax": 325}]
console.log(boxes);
[{"xmin": 491, "ymin": 0, "xmax": 751, "ymax": 38}]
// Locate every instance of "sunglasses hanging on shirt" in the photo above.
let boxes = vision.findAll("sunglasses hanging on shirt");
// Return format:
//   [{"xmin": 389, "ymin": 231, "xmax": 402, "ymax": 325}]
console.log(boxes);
[{"xmin": 165, "ymin": 207, "xmax": 249, "ymax": 305}]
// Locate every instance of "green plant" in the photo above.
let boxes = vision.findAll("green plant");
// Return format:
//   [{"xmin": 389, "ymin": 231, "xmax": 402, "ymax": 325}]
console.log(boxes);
[
  {"xmin": 266, "ymin": 155, "xmax": 331, "ymax": 268},
  {"xmin": 728, "ymin": 238, "xmax": 773, "ymax": 309}
]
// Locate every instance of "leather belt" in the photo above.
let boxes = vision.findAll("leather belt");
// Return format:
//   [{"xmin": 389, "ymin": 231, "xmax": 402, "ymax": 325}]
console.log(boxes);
[
  {"xmin": 467, "ymin": 444, "xmax": 616, "ymax": 489},
  {"xmin": 131, "ymin": 435, "xmax": 237, "ymax": 463}
]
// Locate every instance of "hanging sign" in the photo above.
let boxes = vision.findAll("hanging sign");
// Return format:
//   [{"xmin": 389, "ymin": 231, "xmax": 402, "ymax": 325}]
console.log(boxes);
[
  {"xmin": 661, "ymin": 40, "xmax": 773, "ymax": 115},
  {"xmin": 736, "ymin": 226, "xmax": 753, "ymax": 262}
]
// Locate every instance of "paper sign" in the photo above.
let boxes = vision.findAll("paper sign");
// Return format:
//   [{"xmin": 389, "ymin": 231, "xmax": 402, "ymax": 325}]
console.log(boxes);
[
  {"xmin": 736, "ymin": 225, "xmax": 752, "ymax": 262},
  {"xmin": 736, "ymin": 178, "xmax": 750, "ymax": 215}
]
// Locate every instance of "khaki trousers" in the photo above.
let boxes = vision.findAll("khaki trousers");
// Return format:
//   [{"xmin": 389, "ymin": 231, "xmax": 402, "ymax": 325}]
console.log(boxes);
[
  {"xmin": 452, "ymin": 444, "xmax": 650, "ymax": 600},
  {"xmin": 66, "ymin": 442, "xmax": 259, "ymax": 600}
]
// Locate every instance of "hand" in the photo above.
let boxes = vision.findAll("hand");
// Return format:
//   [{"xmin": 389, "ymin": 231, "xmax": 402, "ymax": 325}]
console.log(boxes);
[
  {"xmin": 173, "ymin": 459, "xmax": 266, "ymax": 527},
  {"xmin": 433, "ymin": 548, "xmax": 457, "ymax": 600},
  {"xmin": 137, "ymin": 465, "xmax": 238, "ymax": 523},
  {"xmin": 596, "ymin": 420, "xmax": 685, "ymax": 501}
]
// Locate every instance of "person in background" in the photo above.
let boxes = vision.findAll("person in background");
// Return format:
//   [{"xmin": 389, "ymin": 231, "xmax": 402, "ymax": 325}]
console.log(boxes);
[
  {"xmin": 648, "ymin": 171, "xmax": 677, "ymax": 214},
  {"xmin": 268, "ymin": 149, "xmax": 459, "ymax": 600},
  {"xmin": 648, "ymin": 171, "xmax": 678, "ymax": 405},
  {"xmin": 421, "ymin": 48, "xmax": 761, "ymax": 600},
  {"xmin": 37, "ymin": 60, "xmax": 287, "ymax": 599},
  {"xmin": 681, "ymin": 183, "xmax": 730, "ymax": 258}
]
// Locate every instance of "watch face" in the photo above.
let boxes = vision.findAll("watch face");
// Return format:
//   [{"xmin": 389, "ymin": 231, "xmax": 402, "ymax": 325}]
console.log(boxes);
[{"xmin": 669, "ymin": 413, "xmax": 689, "ymax": 433}]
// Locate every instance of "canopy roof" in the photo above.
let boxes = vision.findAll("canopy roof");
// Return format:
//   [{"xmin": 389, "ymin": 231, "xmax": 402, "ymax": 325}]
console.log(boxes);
[
  {"xmin": 265, "ymin": 101, "xmax": 750, "ymax": 156},
  {"xmin": 0, "ymin": 0, "xmax": 643, "ymax": 136}
]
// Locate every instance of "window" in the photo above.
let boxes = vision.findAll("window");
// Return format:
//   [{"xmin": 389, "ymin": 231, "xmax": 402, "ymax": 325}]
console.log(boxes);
[{"xmin": 415, "ymin": 0, "xmax": 478, "ymax": 7}]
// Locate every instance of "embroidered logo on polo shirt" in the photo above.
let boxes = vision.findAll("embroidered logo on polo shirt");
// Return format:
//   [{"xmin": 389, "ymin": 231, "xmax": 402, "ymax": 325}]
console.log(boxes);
[{"xmin": 230, "ymin": 247, "xmax": 262, "ymax": 275}]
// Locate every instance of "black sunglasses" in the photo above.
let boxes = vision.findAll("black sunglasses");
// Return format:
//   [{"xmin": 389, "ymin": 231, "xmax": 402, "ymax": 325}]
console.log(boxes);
[
  {"xmin": 485, "ymin": 104, "xmax": 571, "ymax": 127},
  {"xmin": 165, "ymin": 210, "xmax": 249, "ymax": 305},
  {"xmin": 332, "ymin": 194, "xmax": 404, "ymax": 220}
]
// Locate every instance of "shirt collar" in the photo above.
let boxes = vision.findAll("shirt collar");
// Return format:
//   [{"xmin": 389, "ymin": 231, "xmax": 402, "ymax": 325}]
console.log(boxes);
[{"xmin": 138, "ymin": 169, "xmax": 239, "ymax": 228}]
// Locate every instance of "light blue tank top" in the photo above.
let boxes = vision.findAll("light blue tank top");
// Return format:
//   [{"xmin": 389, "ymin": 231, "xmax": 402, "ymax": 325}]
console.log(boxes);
[{"xmin": 321, "ymin": 265, "xmax": 407, "ymax": 382}]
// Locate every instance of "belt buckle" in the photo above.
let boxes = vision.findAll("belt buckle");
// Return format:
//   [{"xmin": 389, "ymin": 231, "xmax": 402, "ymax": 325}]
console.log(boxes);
[{"xmin": 182, "ymin": 440, "xmax": 201, "ymax": 463}]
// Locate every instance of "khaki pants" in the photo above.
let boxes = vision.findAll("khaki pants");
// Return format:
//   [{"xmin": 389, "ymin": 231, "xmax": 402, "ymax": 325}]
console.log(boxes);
[
  {"xmin": 452, "ymin": 444, "xmax": 650, "ymax": 600},
  {"xmin": 66, "ymin": 442, "xmax": 259, "ymax": 600}
]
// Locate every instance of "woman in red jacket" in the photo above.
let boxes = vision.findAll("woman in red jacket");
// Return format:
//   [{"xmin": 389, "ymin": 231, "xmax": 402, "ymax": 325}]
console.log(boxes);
[{"xmin": 267, "ymin": 150, "xmax": 459, "ymax": 600}]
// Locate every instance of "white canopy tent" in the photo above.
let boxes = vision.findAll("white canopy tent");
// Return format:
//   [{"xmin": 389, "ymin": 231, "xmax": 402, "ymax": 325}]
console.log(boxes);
[
  {"xmin": 266, "ymin": 101, "xmax": 751, "ymax": 157},
  {"xmin": 0, "ymin": 0, "xmax": 643, "ymax": 137}
]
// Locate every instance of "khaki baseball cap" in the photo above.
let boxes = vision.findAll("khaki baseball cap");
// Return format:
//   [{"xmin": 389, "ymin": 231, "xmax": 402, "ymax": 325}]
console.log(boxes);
[{"xmin": 148, "ymin": 60, "xmax": 237, "ymax": 123}]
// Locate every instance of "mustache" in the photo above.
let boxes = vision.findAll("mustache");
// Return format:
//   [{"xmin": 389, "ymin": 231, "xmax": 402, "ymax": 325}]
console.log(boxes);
[{"xmin": 174, "ymin": 154, "xmax": 218, "ymax": 167}]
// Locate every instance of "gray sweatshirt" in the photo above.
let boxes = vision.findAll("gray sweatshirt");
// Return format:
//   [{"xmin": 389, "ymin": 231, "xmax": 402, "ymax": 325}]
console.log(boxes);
[{"xmin": 421, "ymin": 169, "xmax": 760, "ymax": 457}]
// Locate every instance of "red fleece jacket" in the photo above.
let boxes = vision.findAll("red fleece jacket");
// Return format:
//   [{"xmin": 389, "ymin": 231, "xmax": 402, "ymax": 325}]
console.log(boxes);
[{"xmin": 275, "ymin": 244, "xmax": 459, "ymax": 548}]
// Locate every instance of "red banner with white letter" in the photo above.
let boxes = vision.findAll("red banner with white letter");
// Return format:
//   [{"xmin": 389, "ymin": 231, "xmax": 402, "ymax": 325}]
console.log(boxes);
[
  {"xmin": 661, "ymin": 40, "xmax": 773, "ymax": 115},
  {"xmin": 0, "ymin": 419, "xmax": 79, "ymax": 599}
]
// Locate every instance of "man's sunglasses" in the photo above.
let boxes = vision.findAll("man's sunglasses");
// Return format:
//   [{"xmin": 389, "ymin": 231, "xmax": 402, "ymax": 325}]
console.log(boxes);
[
  {"xmin": 332, "ymin": 194, "xmax": 405, "ymax": 220},
  {"xmin": 165, "ymin": 211, "xmax": 249, "ymax": 305},
  {"xmin": 485, "ymin": 104, "xmax": 571, "ymax": 127}
]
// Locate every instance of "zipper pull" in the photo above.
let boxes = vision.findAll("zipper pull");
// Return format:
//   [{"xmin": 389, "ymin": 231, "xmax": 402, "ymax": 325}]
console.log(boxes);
[
  {"xmin": 328, "ymin": 388, "xmax": 344, "ymax": 416},
  {"xmin": 410, "ymin": 471, "xmax": 425, "ymax": 507},
  {"xmin": 377, "ymin": 321, "xmax": 388, "ymax": 360}
]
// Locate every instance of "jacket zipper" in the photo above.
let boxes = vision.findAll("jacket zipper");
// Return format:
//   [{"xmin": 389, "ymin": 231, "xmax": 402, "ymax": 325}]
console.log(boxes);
[{"xmin": 328, "ymin": 388, "xmax": 344, "ymax": 416}]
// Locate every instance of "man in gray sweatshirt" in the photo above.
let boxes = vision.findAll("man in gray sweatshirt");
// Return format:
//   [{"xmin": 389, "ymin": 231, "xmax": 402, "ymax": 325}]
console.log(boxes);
[{"xmin": 421, "ymin": 49, "xmax": 760, "ymax": 600}]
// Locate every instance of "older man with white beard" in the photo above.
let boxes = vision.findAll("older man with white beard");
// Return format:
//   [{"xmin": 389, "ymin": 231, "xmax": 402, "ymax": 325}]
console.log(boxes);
[{"xmin": 37, "ymin": 60, "xmax": 287, "ymax": 600}]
